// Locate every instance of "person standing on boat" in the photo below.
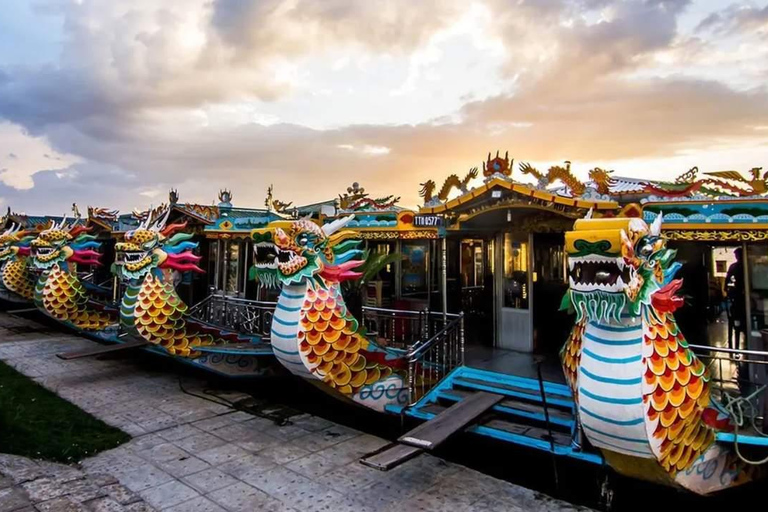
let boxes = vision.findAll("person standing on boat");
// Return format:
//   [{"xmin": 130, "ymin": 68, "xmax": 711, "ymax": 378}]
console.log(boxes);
[{"xmin": 726, "ymin": 248, "xmax": 746, "ymax": 351}]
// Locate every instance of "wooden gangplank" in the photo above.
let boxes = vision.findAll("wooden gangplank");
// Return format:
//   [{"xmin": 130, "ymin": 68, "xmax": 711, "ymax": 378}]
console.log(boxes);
[
  {"xmin": 398, "ymin": 391, "xmax": 503, "ymax": 449},
  {"xmin": 56, "ymin": 339, "xmax": 150, "ymax": 360},
  {"xmin": 359, "ymin": 443, "xmax": 423, "ymax": 471},
  {"xmin": 360, "ymin": 391, "xmax": 503, "ymax": 471}
]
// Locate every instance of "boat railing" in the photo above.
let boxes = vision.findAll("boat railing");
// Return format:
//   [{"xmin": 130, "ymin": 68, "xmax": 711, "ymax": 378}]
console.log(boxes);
[
  {"xmin": 188, "ymin": 293, "xmax": 277, "ymax": 337},
  {"xmin": 405, "ymin": 312, "xmax": 465, "ymax": 406},
  {"xmin": 361, "ymin": 306, "xmax": 461, "ymax": 351},
  {"xmin": 689, "ymin": 343, "xmax": 768, "ymax": 432}
]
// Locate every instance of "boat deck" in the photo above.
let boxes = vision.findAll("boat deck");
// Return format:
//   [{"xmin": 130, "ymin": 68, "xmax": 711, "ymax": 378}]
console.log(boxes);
[{"xmin": 464, "ymin": 344, "xmax": 566, "ymax": 385}]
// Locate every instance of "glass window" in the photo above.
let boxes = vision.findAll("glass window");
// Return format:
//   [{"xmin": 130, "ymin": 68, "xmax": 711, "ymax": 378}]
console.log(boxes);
[
  {"xmin": 225, "ymin": 242, "xmax": 240, "ymax": 295},
  {"xmin": 503, "ymin": 233, "xmax": 529, "ymax": 309},
  {"xmin": 401, "ymin": 241, "xmax": 428, "ymax": 299},
  {"xmin": 748, "ymin": 244, "xmax": 768, "ymax": 333},
  {"xmin": 208, "ymin": 241, "xmax": 219, "ymax": 289}
]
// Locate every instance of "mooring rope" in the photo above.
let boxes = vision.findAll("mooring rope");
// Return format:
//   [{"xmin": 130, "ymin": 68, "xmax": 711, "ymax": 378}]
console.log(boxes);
[{"xmin": 716, "ymin": 384, "xmax": 768, "ymax": 465}]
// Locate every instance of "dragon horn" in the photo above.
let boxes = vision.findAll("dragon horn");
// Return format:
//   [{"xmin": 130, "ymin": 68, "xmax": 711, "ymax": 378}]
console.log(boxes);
[
  {"xmin": 152, "ymin": 207, "xmax": 171, "ymax": 232},
  {"xmin": 584, "ymin": 208, "xmax": 593, "ymax": 220},
  {"xmin": 650, "ymin": 213, "xmax": 663, "ymax": 236},
  {"xmin": 322, "ymin": 215, "xmax": 355, "ymax": 236}
]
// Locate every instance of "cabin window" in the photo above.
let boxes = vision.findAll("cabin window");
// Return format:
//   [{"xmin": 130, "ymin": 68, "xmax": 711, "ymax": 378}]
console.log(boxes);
[
  {"xmin": 401, "ymin": 241, "xmax": 429, "ymax": 299},
  {"xmin": 748, "ymin": 244, "xmax": 768, "ymax": 332},
  {"xmin": 502, "ymin": 233, "xmax": 529, "ymax": 309},
  {"xmin": 225, "ymin": 241, "xmax": 240, "ymax": 295}
]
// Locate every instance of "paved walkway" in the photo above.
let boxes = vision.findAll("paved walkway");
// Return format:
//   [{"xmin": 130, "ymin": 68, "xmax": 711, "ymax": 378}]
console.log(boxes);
[{"xmin": 0, "ymin": 313, "xmax": 591, "ymax": 511}]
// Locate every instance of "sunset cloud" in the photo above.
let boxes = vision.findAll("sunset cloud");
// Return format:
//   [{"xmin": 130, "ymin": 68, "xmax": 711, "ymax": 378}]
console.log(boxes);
[{"xmin": 0, "ymin": 0, "xmax": 766, "ymax": 213}]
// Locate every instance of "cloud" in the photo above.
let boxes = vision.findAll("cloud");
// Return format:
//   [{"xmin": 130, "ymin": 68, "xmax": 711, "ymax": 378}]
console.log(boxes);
[
  {"xmin": 0, "ymin": 0, "xmax": 765, "ymax": 214},
  {"xmin": 696, "ymin": 3, "xmax": 768, "ymax": 35},
  {"xmin": 0, "ymin": 122, "xmax": 80, "ymax": 189}
]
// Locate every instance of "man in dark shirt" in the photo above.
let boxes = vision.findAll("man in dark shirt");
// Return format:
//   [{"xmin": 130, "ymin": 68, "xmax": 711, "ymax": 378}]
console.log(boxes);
[{"xmin": 726, "ymin": 248, "xmax": 746, "ymax": 350}]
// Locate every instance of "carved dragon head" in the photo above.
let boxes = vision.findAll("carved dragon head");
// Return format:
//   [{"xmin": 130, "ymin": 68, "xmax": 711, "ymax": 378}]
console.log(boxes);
[
  {"xmin": 250, "ymin": 216, "xmax": 363, "ymax": 288},
  {"xmin": 114, "ymin": 207, "xmax": 202, "ymax": 281},
  {"xmin": 419, "ymin": 180, "xmax": 436, "ymax": 200},
  {"xmin": 0, "ymin": 224, "xmax": 34, "ymax": 263},
  {"xmin": 30, "ymin": 217, "xmax": 102, "ymax": 271},
  {"xmin": 563, "ymin": 213, "xmax": 681, "ymax": 323}
]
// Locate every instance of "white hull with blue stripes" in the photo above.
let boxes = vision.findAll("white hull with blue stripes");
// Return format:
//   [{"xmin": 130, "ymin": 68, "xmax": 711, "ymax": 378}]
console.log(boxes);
[
  {"xmin": 270, "ymin": 283, "xmax": 312, "ymax": 378},
  {"xmin": 577, "ymin": 317, "xmax": 654, "ymax": 458}
]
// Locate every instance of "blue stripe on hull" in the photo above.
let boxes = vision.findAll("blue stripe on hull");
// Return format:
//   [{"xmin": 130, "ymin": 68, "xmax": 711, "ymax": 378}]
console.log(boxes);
[
  {"xmin": 579, "ymin": 387, "xmax": 642, "ymax": 405},
  {"xmin": 580, "ymin": 406, "xmax": 644, "ymax": 426},
  {"xmin": 583, "ymin": 348, "xmax": 641, "ymax": 364},
  {"xmin": 582, "ymin": 424, "xmax": 647, "ymax": 444},
  {"xmin": 580, "ymin": 367, "xmax": 642, "ymax": 385},
  {"xmin": 584, "ymin": 332, "xmax": 642, "ymax": 346}
]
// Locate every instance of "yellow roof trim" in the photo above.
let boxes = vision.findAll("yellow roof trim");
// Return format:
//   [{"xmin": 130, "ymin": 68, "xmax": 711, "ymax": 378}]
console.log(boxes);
[
  {"xmin": 418, "ymin": 179, "xmax": 618, "ymax": 214},
  {"xmin": 662, "ymin": 223, "xmax": 768, "ymax": 231}
]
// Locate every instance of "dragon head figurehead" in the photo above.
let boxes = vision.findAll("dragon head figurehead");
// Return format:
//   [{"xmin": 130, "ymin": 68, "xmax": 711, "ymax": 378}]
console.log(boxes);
[
  {"xmin": 114, "ymin": 208, "xmax": 202, "ymax": 281},
  {"xmin": 250, "ymin": 216, "xmax": 363, "ymax": 288},
  {"xmin": 564, "ymin": 213, "xmax": 681, "ymax": 323},
  {"xmin": 30, "ymin": 217, "xmax": 102, "ymax": 271},
  {"xmin": 0, "ymin": 224, "xmax": 34, "ymax": 263}
]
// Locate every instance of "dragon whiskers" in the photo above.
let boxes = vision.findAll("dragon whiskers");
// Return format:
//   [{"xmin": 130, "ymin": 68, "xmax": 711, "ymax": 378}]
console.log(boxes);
[{"xmin": 571, "ymin": 289, "xmax": 627, "ymax": 324}]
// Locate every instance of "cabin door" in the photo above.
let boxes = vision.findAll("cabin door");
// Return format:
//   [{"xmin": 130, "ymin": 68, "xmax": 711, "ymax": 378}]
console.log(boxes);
[{"xmin": 496, "ymin": 232, "xmax": 533, "ymax": 351}]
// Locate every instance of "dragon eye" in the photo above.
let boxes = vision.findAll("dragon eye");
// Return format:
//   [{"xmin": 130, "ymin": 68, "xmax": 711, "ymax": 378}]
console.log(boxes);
[{"xmin": 297, "ymin": 235, "xmax": 309, "ymax": 246}]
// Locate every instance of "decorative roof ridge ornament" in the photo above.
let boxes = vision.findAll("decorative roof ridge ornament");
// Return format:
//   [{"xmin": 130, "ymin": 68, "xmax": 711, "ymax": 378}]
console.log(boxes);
[
  {"xmin": 482, "ymin": 150, "xmax": 512, "ymax": 181},
  {"xmin": 169, "ymin": 188, "xmax": 179, "ymax": 204},
  {"xmin": 419, "ymin": 167, "xmax": 478, "ymax": 206},
  {"xmin": 337, "ymin": 182, "xmax": 400, "ymax": 212},
  {"xmin": 87, "ymin": 206, "xmax": 119, "ymax": 223},
  {"xmin": 218, "ymin": 189, "xmax": 233, "ymax": 208},
  {"xmin": 703, "ymin": 167, "xmax": 767, "ymax": 196},
  {"xmin": 519, "ymin": 160, "xmax": 587, "ymax": 196},
  {"xmin": 265, "ymin": 184, "xmax": 294, "ymax": 216}
]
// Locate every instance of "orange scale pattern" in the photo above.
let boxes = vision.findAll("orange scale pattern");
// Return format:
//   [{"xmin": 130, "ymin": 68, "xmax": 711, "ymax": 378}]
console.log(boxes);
[
  {"xmin": 3, "ymin": 258, "xmax": 35, "ymax": 300},
  {"xmin": 133, "ymin": 274, "xmax": 213, "ymax": 358},
  {"xmin": 41, "ymin": 264, "xmax": 114, "ymax": 330},
  {"xmin": 561, "ymin": 319, "xmax": 585, "ymax": 400},
  {"xmin": 299, "ymin": 285, "xmax": 394, "ymax": 395},
  {"xmin": 642, "ymin": 309, "xmax": 714, "ymax": 475}
]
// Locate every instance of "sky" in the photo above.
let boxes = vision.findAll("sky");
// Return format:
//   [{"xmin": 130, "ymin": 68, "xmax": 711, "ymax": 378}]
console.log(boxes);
[{"xmin": 0, "ymin": 0, "xmax": 767, "ymax": 214}]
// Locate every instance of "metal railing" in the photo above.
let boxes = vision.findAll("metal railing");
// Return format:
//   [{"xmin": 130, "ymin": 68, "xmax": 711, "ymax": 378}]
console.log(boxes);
[
  {"xmin": 361, "ymin": 306, "xmax": 460, "ymax": 351},
  {"xmin": 689, "ymin": 343, "xmax": 768, "ymax": 433},
  {"xmin": 187, "ymin": 297, "xmax": 464, "ymax": 404},
  {"xmin": 188, "ymin": 294, "xmax": 276, "ymax": 337},
  {"xmin": 406, "ymin": 313, "xmax": 465, "ymax": 406}
]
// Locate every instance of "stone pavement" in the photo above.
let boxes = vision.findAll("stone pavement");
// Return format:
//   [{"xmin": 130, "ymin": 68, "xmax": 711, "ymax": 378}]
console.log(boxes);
[{"xmin": 0, "ymin": 313, "xmax": 592, "ymax": 511}]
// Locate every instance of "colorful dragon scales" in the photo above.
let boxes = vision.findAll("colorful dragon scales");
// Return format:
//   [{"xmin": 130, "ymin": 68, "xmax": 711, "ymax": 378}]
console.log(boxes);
[
  {"xmin": 114, "ymin": 208, "xmax": 225, "ymax": 357},
  {"xmin": 251, "ymin": 217, "xmax": 409, "ymax": 411},
  {"xmin": 0, "ymin": 224, "xmax": 36, "ymax": 303},
  {"xmin": 30, "ymin": 217, "xmax": 116, "ymax": 330},
  {"xmin": 560, "ymin": 214, "xmax": 755, "ymax": 494}
]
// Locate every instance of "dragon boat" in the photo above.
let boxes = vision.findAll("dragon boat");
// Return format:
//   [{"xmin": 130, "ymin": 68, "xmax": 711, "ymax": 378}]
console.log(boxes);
[
  {"xmin": 13, "ymin": 153, "xmax": 768, "ymax": 497},
  {"xmin": 0, "ymin": 223, "xmax": 36, "ymax": 308},
  {"xmin": 108, "ymin": 206, "xmax": 278, "ymax": 377},
  {"xmin": 245, "ymin": 153, "xmax": 768, "ymax": 498},
  {"xmin": 44, "ymin": 202, "xmax": 280, "ymax": 379}
]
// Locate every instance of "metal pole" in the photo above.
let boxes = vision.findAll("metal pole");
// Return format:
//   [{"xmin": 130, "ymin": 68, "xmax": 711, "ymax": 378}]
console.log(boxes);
[
  {"xmin": 441, "ymin": 237, "xmax": 448, "ymax": 324},
  {"xmin": 742, "ymin": 242, "xmax": 756, "ymax": 385}
]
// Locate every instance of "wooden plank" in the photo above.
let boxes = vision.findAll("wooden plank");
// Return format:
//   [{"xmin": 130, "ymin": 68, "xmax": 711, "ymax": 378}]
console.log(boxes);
[
  {"xmin": 484, "ymin": 419, "xmax": 572, "ymax": 447},
  {"xmin": 56, "ymin": 340, "xmax": 150, "ymax": 360},
  {"xmin": 452, "ymin": 377, "xmax": 574, "ymax": 409},
  {"xmin": 416, "ymin": 404, "xmax": 572, "ymax": 447},
  {"xmin": 399, "ymin": 391, "xmax": 503, "ymax": 450},
  {"xmin": 440, "ymin": 389, "xmax": 573, "ymax": 424},
  {"xmin": 359, "ymin": 443, "xmax": 422, "ymax": 471}
]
